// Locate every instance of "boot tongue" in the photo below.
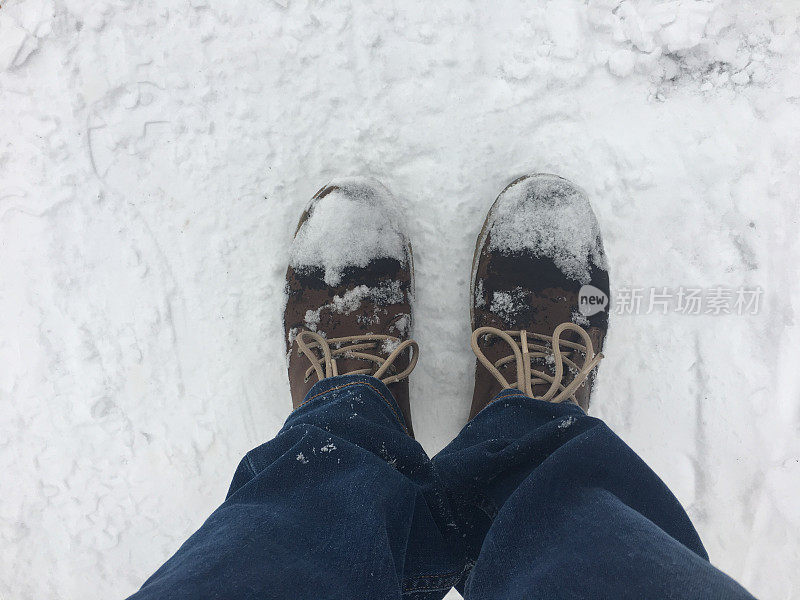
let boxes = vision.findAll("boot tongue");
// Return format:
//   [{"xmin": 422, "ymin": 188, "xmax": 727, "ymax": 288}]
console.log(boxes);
[
  {"xmin": 501, "ymin": 349, "xmax": 557, "ymax": 397},
  {"xmin": 484, "ymin": 331, "xmax": 577, "ymax": 400},
  {"xmin": 328, "ymin": 337, "xmax": 408, "ymax": 380},
  {"xmin": 331, "ymin": 349, "xmax": 382, "ymax": 379}
]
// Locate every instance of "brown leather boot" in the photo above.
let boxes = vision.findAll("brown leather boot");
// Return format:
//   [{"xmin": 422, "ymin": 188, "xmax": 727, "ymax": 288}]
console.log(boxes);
[
  {"xmin": 469, "ymin": 173, "xmax": 610, "ymax": 418},
  {"xmin": 284, "ymin": 177, "xmax": 419, "ymax": 435}
]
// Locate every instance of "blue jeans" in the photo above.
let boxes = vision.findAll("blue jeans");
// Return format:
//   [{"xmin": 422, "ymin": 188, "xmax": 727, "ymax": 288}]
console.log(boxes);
[{"xmin": 128, "ymin": 375, "xmax": 755, "ymax": 600}]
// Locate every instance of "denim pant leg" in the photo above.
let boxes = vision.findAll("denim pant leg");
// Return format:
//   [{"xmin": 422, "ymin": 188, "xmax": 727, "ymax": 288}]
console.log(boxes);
[
  {"xmin": 432, "ymin": 390, "xmax": 756, "ymax": 600},
  {"xmin": 128, "ymin": 375, "xmax": 464, "ymax": 600}
]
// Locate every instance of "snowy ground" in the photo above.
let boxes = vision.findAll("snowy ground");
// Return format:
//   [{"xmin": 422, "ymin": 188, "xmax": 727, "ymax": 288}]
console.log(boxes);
[{"xmin": 2, "ymin": 0, "xmax": 799, "ymax": 598}]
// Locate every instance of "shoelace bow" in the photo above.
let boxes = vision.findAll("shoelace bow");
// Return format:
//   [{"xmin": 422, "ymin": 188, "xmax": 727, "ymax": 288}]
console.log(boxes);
[
  {"xmin": 471, "ymin": 322, "xmax": 603, "ymax": 403},
  {"xmin": 295, "ymin": 330, "xmax": 419, "ymax": 385}
]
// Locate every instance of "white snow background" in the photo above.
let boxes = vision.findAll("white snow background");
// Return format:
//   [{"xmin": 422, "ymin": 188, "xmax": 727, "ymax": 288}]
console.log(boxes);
[{"xmin": 2, "ymin": 0, "xmax": 799, "ymax": 598}]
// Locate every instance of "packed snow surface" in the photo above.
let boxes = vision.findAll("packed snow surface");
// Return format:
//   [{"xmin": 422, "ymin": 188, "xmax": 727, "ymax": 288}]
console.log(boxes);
[{"xmin": 2, "ymin": 1, "xmax": 800, "ymax": 599}]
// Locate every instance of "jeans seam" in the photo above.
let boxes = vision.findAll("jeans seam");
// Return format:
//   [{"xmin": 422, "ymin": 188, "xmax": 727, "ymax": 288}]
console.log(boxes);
[
  {"xmin": 480, "ymin": 392, "xmax": 533, "ymax": 414},
  {"xmin": 402, "ymin": 567, "xmax": 466, "ymax": 593},
  {"xmin": 462, "ymin": 493, "xmax": 499, "ymax": 520},
  {"xmin": 245, "ymin": 454, "xmax": 259, "ymax": 478},
  {"xmin": 478, "ymin": 392, "xmax": 585, "ymax": 417},
  {"xmin": 292, "ymin": 380, "xmax": 409, "ymax": 435}
]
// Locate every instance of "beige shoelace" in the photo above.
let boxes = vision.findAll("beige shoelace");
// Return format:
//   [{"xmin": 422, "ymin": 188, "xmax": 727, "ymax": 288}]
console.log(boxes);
[
  {"xmin": 471, "ymin": 322, "xmax": 603, "ymax": 403},
  {"xmin": 295, "ymin": 330, "xmax": 419, "ymax": 385}
]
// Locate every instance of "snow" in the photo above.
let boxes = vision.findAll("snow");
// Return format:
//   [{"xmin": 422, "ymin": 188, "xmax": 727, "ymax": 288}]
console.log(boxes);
[
  {"xmin": 303, "ymin": 307, "xmax": 321, "ymax": 332},
  {"xmin": 486, "ymin": 174, "xmax": 606, "ymax": 284},
  {"xmin": 289, "ymin": 177, "xmax": 408, "ymax": 286},
  {"xmin": 378, "ymin": 338, "xmax": 400, "ymax": 356},
  {"xmin": 572, "ymin": 310, "xmax": 590, "ymax": 327},
  {"xmin": 489, "ymin": 288, "xmax": 527, "ymax": 323},
  {"xmin": 299, "ymin": 281, "xmax": 406, "ymax": 336},
  {"xmin": 558, "ymin": 416, "xmax": 577, "ymax": 430},
  {"xmin": 391, "ymin": 313, "xmax": 411, "ymax": 337},
  {"xmin": 2, "ymin": 1, "xmax": 799, "ymax": 599}
]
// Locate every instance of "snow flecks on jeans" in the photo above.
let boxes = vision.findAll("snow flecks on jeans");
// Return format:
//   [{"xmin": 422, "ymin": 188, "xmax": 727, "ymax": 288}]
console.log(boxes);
[
  {"xmin": 378, "ymin": 441, "xmax": 399, "ymax": 470},
  {"xmin": 557, "ymin": 416, "xmax": 576, "ymax": 430}
]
